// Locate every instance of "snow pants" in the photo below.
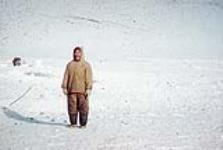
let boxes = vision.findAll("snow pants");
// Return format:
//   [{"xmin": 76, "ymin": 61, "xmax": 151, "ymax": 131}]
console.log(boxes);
[{"xmin": 67, "ymin": 93, "xmax": 89, "ymax": 126}]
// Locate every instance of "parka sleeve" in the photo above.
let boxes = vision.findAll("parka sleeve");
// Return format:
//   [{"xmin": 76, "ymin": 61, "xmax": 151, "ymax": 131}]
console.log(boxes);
[
  {"xmin": 61, "ymin": 64, "xmax": 69, "ymax": 89},
  {"xmin": 85, "ymin": 63, "xmax": 93, "ymax": 90}
]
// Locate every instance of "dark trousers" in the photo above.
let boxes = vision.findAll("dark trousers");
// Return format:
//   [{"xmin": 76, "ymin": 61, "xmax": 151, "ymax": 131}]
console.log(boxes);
[{"xmin": 67, "ymin": 94, "xmax": 89, "ymax": 126}]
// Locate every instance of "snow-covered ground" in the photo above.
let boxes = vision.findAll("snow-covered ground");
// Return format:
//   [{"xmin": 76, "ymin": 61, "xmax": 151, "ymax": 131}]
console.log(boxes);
[
  {"xmin": 1, "ymin": 0, "xmax": 223, "ymax": 59},
  {"xmin": 1, "ymin": 0, "xmax": 223, "ymax": 149},
  {"xmin": 0, "ymin": 57, "xmax": 222, "ymax": 150}
]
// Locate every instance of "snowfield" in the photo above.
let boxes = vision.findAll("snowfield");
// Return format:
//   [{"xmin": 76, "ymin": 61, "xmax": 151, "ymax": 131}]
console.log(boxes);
[
  {"xmin": 0, "ymin": 57, "xmax": 222, "ymax": 150},
  {"xmin": 1, "ymin": 0, "xmax": 223, "ymax": 149}
]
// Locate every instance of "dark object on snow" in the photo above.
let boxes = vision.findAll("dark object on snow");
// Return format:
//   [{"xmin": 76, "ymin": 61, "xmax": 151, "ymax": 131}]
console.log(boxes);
[
  {"xmin": 12, "ymin": 57, "xmax": 22, "ymax": 66},
  {"xmin": 28, "ymin": 117, "xmax": 34, "ymax": 121}
]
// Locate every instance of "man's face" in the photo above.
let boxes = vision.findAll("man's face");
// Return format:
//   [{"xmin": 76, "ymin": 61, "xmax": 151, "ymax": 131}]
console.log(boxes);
[{"xmin": 73, "ymin": 49, "xmax": 82, "ymax": 61}]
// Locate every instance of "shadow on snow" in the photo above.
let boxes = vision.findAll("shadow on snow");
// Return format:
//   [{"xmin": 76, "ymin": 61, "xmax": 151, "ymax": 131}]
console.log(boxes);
[{"xmin": 1, "ymin": 106, "xmax": 67, "ymax": 127}]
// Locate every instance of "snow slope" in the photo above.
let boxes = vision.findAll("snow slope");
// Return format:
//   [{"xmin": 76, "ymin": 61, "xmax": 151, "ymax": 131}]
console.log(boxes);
[{"xmin": 0, "ymin": 0, "xmax": 223, "ymax": 59}]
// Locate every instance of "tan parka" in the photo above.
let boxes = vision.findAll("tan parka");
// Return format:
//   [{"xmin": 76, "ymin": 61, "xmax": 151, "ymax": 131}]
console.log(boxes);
[{"xmin": 61, "ymin": 48, "xmax": 93, "ymax": 94}]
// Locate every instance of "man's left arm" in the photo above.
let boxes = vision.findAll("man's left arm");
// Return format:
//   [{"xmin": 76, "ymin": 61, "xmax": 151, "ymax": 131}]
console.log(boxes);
[{"xmin": 85, "ymin": 63, "xmax": 93, "ymax": 97}]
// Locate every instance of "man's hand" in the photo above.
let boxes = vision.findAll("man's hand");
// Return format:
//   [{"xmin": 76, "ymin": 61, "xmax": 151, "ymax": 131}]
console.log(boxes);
[
  {"xmin": 62, "ymin": 88, "xmax": 68, "ymax": 95},
  {"xmin": 85, "ymin": 89, "xmax": 92, "ymax": 98}
]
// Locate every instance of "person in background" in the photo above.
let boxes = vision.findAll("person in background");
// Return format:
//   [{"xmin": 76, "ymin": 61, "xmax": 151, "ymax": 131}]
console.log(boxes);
[{"xmin": 12, "ymin": 57, "xmax": 22, "ymax": 66}]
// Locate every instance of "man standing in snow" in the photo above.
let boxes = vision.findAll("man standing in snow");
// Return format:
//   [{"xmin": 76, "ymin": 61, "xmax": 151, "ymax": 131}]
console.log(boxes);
[{"xmin": 62, "ymin": 46, "xmax": 93, "ymax": 128}]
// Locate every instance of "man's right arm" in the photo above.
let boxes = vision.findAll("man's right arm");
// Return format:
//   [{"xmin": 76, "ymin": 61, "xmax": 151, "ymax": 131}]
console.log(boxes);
[{"xmin": 61, "ymin": 64, "xmax": 69, "ymax": 95}]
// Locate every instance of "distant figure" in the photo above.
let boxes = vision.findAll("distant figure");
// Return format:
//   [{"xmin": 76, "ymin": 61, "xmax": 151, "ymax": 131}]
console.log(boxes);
[
  {"xmin": 62, "ymin": 47, "xmax": 93, "ymax": 128},
  {"xmin": 12, "ymin": 57, "xmax": 22, "ymax": 66}
]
